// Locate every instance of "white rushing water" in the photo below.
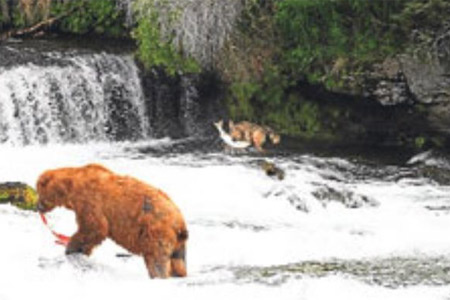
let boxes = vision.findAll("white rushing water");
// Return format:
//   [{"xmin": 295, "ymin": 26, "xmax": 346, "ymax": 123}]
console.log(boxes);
[{"xmin": 1, "ymin": 142, "xmax": 450, "ymax": 300}]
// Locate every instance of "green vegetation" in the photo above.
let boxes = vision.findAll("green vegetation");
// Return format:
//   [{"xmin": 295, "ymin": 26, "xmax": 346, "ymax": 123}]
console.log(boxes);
[
  {"xmin": 51, "ymin": 0, "xmax": 126, "ymax": 36},
  {"xmin": 2, "ymin": 0, "xmax": 200, "ymax": 74},
  {"xmin": 2, "ymin": 0, "xmax": 450, "ymax": 145},
  {"xmin": 224, "ymin": 0, "xmax": 450, "ymax": 140},
  {"xmin": 276, "ymin": 0, "xmax": 405, "ymax": 88},
  {"xmin": 414, "ymin": 136, "xmax": 426, "ymax": 149},
  {"xmin": 2, "ymin": 0, "xmax": 127, "ymax": 37},
  {"xmin": 132, "ymin": 8, "xmax": 200, "ymax": 76}
]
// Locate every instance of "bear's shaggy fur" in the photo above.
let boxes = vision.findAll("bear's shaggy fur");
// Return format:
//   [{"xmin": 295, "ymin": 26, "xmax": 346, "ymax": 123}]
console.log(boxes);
[
  {"xmin": 229, "ymin": 121, "xmax": 280, "ymax": 152},
  {"xmin": 36, "ymin": 164, "xmax": 188, "ymax": 278}
]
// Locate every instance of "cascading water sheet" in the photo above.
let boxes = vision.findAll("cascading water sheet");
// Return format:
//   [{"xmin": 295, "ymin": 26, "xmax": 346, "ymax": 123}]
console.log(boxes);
[{"xmin": 0, "ymin": 48, "xmax": 150, "ymax": 145}]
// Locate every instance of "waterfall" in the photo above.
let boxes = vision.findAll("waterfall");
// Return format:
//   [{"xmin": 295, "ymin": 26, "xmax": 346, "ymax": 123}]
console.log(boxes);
[
  {"xmin": 0, "ymin": 46, "xmax": 150, "ymax": 145},
  {"xmin": 0, "ymin": 40, "xmax": 223, "ymax": 145},
  {"xmin": 116, "ymin": 0, "xmax": 135, "ymax": 27}
]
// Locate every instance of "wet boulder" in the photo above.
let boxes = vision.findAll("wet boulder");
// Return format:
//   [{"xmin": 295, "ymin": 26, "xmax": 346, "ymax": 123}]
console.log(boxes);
[
  {"xmin": 0, "ymin": 182, "xmax": 38, "ymax": 210},
  {"xmin": 258, "ymin": 160, "xmax": 285, "ymax": 180}
]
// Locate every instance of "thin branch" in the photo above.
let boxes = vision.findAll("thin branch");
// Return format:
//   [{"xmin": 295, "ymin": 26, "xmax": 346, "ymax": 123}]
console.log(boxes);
[{"xmin": 0, "ymin": 1, "xmax": 85, "ymax": 41}]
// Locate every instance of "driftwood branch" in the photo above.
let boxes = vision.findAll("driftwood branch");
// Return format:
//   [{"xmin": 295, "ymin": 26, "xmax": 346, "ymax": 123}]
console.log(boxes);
[
  {"xmin": 1, "ymin": 13, "xmax": 65, "ymax": 41},
  {"xmin": 0, "ymin": 2, "xmax": 86, "ymax": 41}
]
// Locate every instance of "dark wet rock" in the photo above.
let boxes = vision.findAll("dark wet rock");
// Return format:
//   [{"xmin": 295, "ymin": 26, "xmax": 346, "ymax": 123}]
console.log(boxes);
[
  {"xmin": 282, "ymin": 84, "xmax": 432, "ymax": 151},
  {"xmin": 357, "ymin": 26, "xmax": 450, "ymax": 139},
  {"xmin": 406, "ymin": 150, "xmax": 450, "ymax": 184},
  {"xmin": 190, "ymin": 219, "xmax": 269, "ymax": 232},
  {"xmin": 231, "ymin": 256, "xmax": 450, "ymax": 288},
  {"xmin": 417, "ymin": 166, "xmax": 450, "ymax": 185},
  {"xmin": 140, "ymin": 68, "xmax": 224, "ymax": 139},
  {"xmin": 262, "ymin": 185, "xmax": 310, "ymax": 213},
  {"xmin": 362, "ymin": 57, "xmax": 414, "ymax": 106},
  {"xmin": 286, "ymin": 194, "xmax": 309, "ymax": 213},
  {"xmin": 258, "ymin": 160, "xmax": 285, "ymax": 180},
  {"xmin": 312, "ymin": 186, "xmax": 379, "ymax": 209},
  {"xmin": 313, "ymin": 24, "xmax": 450, "ymax": 149},
  {"xmin": 358, "ymin": 25, "xmax": 450, "ymax": 107}
]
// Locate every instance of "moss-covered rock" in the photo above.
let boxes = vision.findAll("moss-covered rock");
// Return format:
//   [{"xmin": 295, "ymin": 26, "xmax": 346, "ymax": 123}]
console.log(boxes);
[{"xmin": 0, "ymin": 182, "xmax": 38, "ymax": 210}]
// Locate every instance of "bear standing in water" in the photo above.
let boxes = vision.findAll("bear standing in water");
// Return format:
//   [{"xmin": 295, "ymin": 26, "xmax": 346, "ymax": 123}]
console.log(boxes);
[{"xmin": 36, "ymin": 164, "xmax": 188, "ymax": 279}]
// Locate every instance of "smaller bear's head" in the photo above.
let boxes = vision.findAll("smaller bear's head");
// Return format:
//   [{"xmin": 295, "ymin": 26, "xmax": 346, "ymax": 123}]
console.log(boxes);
[
  {"xmin": 36, "ymin": 170, "xmax": 73, "ymax": 213},
  {"xmin": 269, "ymin": 132, "xmax": 281, "ymax": 145}
]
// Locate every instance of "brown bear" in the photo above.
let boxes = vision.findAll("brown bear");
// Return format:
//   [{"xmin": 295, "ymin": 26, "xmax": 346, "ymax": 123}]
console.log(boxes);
[
  {"xmin": 229, "ymin": 121, "xmax": 281, "ymax": 152},
  {"xmin": 36, "ymin": 164, "xmax": 188, "ymax": 279}
]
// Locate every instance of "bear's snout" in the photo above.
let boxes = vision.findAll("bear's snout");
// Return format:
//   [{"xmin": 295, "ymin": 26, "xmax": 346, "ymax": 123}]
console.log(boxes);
[
  {"xmin": 36, "ymin": 200, "xmax": 51, "ymax": 213},
  {"xmin": 36, "ymin": 201, "xmax": 46, "ymax": 212}
]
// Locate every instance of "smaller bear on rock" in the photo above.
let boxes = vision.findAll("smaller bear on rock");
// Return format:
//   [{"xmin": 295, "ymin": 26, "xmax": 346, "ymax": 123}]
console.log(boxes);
[{"xmin": 229, "ymin": 121, "xmax": 280, "ymax": 152}]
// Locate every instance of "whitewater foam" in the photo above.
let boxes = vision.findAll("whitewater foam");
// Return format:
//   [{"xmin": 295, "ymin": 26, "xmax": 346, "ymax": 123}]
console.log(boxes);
[{"xmin": 0, "ymin": 143, "xmax": 450, "ymax": 299}]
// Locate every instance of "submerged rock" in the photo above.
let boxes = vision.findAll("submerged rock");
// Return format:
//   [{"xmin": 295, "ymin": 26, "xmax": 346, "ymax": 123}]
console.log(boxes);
[
  {"xmin": 0, "ymin": 182, "xmax": 38, "ymax": 210},
  {"xmin": 232, "ymin": 256, "xmax": 450, "ymax": 288},
  {"xmin": 312, "ymin": 186, "xmax": 379, "ymax": 209},
  {"xmin": 258, "ymin": 160, "xmax": 285, "ymax": 180}
]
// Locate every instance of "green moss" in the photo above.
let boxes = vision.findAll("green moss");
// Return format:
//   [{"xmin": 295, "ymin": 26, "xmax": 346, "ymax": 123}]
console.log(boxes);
[
  {"xmin": 12, "ymin": 5, "xmax": 26, "ymax": 28},
  {"xmin": 430, "ymin": 136, "xmax": 445, "ymax": 148},
  {"xmin": 51, "ymin": 0, "xmax": 127, "ymax": 37},
  {"xmin": 3, "ymin": 0, "xmax": 127, "ymax": 37},
  {"xmin": 0, "ymin": 183, "xmax": 38, "ymax": 211},
  {"xmin": 227, "ymin": 81, "xmax": 259, "ymax": 121},
  {"xmin": 131, "ymin": 1, "xmax": 201, "ymax": 75},
  {"xmin": 275, "ymin": 0, "xmax": 406, "ymax": 86},
  {"xmin": 132, "ymin": 15, "xmax": 200, "ymax": 76},
  {"xmin": 415, "ymin": 136, "xmax": 426, "ymax": 149},
  {"xmin": 296, "ymin": 102, "xmax": 322, "ymax": 138}
]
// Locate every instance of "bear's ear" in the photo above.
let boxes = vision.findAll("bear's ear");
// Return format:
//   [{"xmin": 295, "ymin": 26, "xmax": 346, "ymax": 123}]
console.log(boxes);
[{"xmin": 38, "ymin": 173, "xmax": 53, "ymax": 190}]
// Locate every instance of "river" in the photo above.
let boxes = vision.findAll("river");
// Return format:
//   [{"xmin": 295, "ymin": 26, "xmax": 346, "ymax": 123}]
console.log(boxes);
[{"xmin": 0, "ymin": 39, "xmax": 450, "ymax": 300}]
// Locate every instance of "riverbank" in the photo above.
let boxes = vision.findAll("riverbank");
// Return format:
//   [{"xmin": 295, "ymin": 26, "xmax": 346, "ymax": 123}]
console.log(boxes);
[{"xmin": 1, "ymin": 0, "xmax": 450, "ymax": 153}]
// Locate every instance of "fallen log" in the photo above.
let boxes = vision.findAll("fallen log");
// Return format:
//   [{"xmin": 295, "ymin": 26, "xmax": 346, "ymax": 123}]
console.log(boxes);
[{"xmin": 1, "ymin": 11, "xmax": 68, "ymax": 41}]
